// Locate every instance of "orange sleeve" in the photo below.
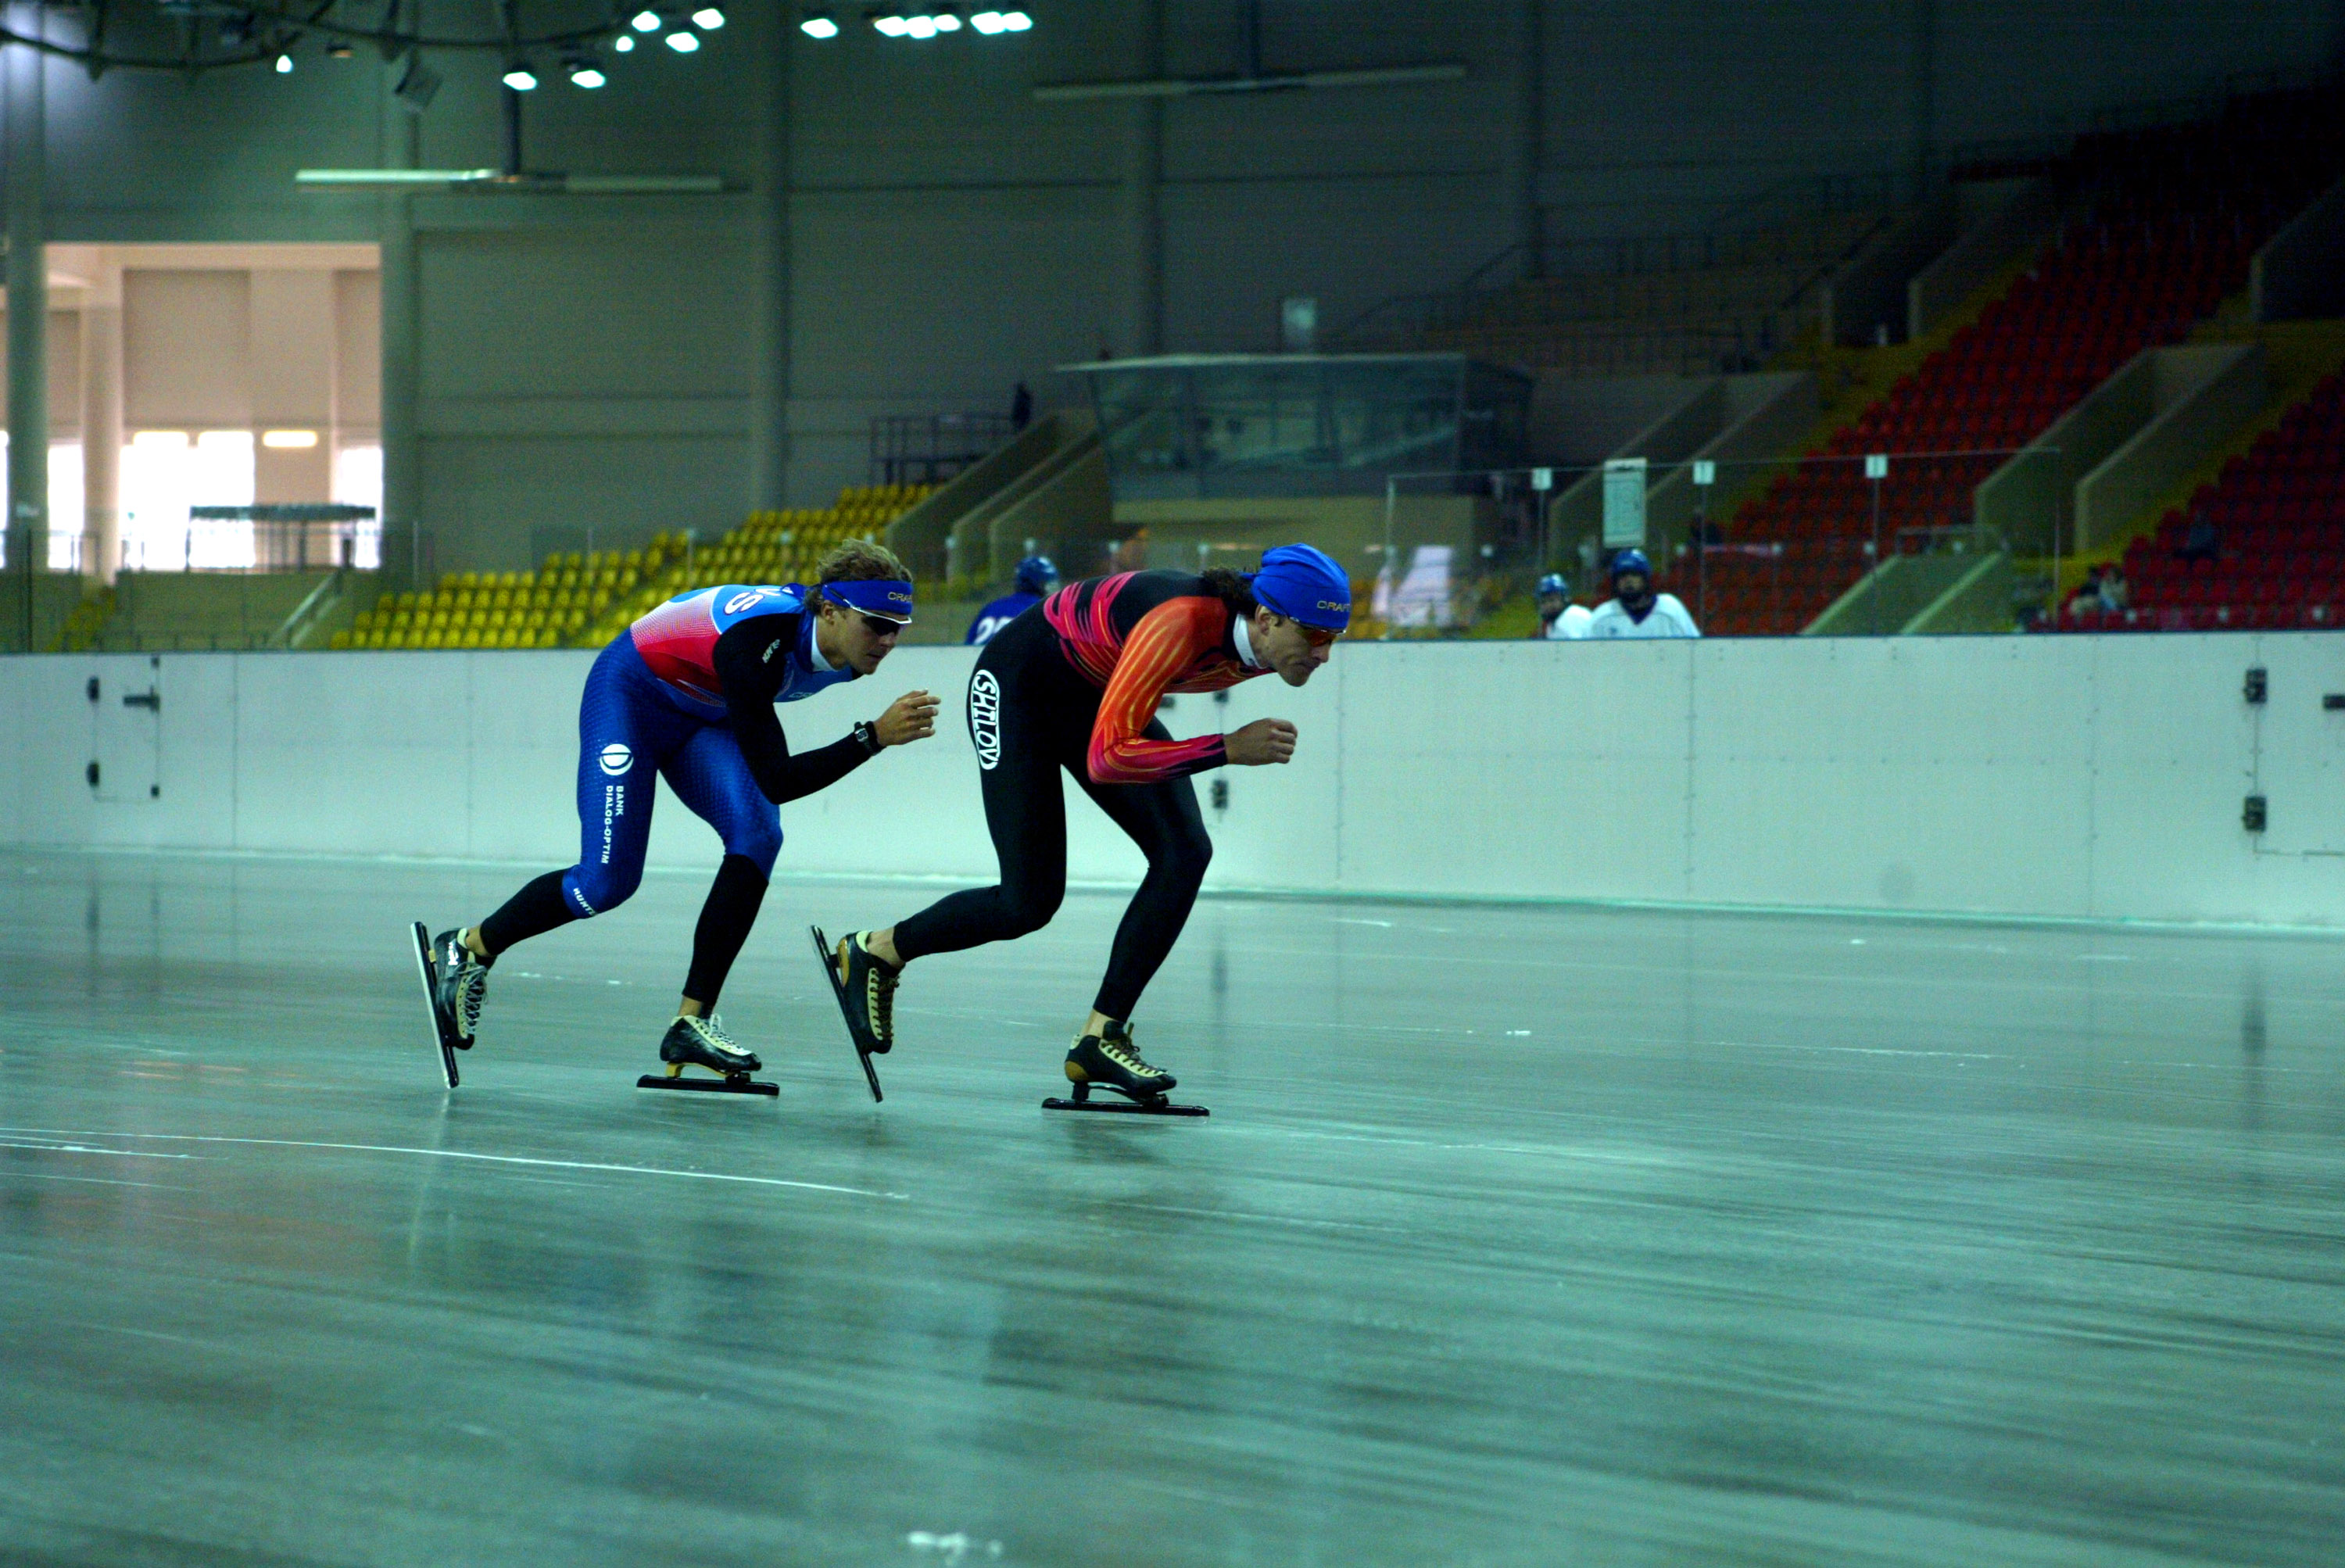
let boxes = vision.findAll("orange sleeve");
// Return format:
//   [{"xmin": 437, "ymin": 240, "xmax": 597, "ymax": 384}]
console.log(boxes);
[{"xmin": 1086, "ymin": 597, "xmax": 1231, "ymax": 785}]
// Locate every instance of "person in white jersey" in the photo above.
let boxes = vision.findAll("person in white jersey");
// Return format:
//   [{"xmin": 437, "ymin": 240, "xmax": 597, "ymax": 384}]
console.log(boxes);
[
  {"xmin": 1535, "ymin": 573, "xmax": 1594, "ymax": 639},
  {"xmin": 1585, "ymin": 549, "xmax": 1699, "ymax": 639}
]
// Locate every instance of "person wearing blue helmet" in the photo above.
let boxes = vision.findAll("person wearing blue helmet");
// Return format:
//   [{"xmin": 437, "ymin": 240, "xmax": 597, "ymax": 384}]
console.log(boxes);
[
  {"xmin": 819, "ymin": 543, "xmax": 1350, "ymax": 1112},
  {"xmin": 1587, "ymin": 547, "xmax": 1700, "ymax": 639},
  {"xmin": 965, "ymin": 554, "xmax": 1058, "ymax": 645},
  {"xmin": 1535, "ymin": 571, "xmax": 1593, "ymax": 640}
]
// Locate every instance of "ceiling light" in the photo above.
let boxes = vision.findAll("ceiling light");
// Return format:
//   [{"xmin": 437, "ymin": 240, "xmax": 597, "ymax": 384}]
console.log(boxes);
[
  {"xmin": 933, "ymin": 5, "xmax": 961, "ymax": 31},
  {"xmin": 566, "ymin": 59, "xmax": 607, "ymax": 88},
  {"xmin": 261, "ymin": 429, "xmax": 320, "ymax": 449},
  {"xmin": 870, "ymin": 7, "xmax": 908, "ymax": 37},
  {"xmin": 691, "ymin": 6, "xmax": 725, "ymax": 29},
  {"xmin": 614, "ymin": 34, "xmax": 635, "ymax": 51},
  {"xmin": 274, "ymin": 52, "xmax": 293, "ymax": 73},
  {"xmin": 1000, "ymin": 8, "xmax": 1029, "ymax": 28},
  {"xmin": 665, "ymin": 29, "xmax": 700, "ymax": 52},
  {"xmin": 503, "ymin": 63, "xmax": 539, "ymax": 90},
  {"xmin": 800, "ymin": 8, "xmax": 840, "ymax": 37},
  {"xmin": 326, "ymin": 41, "xmax": 353, "ymax": 59},
  {"xmin": 904, "ymin": 13, "xmax": 936, "ymax": 38},
  {"xmin": 630, "ymin": 9, "xmax": 663, "ymax": 31},
  {"xmin": 970, "ymin": 9, "xmax": 1004, "ymax": 32}
]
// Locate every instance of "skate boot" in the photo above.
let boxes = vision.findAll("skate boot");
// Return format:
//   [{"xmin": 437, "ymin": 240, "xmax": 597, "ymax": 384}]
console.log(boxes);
[
  {"xmin": 810, "ymin": 925, "xmax": 893, "ymax": 1102},
  {"xmin": 658, "ymin": 1014, "xmax": 764, "ymax": 1079},
  {"xmin": 1045, "ymin": 1022, "xmax": 1205, "ymax": 1114},
  {"xmin": 1065, "ymin": 1021, "xmax": 1177, "ymax": 1102},
  {"xmin": 829, "ymin": 930, "xmax": 900, "ymax": 1056},
  {"xmin": 431, "ymin": 929, "xmax": 491, "ymax": 1047}
]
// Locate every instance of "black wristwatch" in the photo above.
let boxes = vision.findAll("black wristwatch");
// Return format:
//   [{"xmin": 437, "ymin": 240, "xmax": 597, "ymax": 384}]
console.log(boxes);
[{"xmin": 853, "ymin": 720, "xmax": 883, "ymax": 755}]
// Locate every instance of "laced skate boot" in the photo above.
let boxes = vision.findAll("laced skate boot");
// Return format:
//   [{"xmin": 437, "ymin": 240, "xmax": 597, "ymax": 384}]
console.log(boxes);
[
  {"xmin": 431, "ymin": 929, "xmax": 491, "ymax": 1046},
  {"xmin": 829, "ymin": 929, "xmax": 900, "ymax": 1056},
  {"xmin": 657, "ymin": 1013, "xmax": 764, "ymax": 1079},
  {"xmin": 1064, "ymin": 1020, "xmax": 1178, "ymax": 1103}
]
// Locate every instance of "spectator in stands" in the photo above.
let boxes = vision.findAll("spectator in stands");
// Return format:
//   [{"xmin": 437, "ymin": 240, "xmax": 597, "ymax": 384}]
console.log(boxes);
[
  {"xmin": 2069, "ymin": 564, "xmax": 2109, "ymax": 620},
  {"xmin": 1011, "ymin": 381, "xmax": 1034, "ymax": 431},
  {"xmin": 965, "ymin": 555, "xmax": 1058, "ymax": 645},
  {"xmin": 2178, "ymin": 509, "xmax": 2219, "ymax": 564},
  {"xmin": 2096, "ymin": 564, "xmax": 2128, "ymax": 614},
  {"xmin": 1535, "ymin": 572, "xmax": 1592, "ymax": 639},
  {"xmin": 1586, "ymin": 549, "xmax": 1700, "ymax": 639}
]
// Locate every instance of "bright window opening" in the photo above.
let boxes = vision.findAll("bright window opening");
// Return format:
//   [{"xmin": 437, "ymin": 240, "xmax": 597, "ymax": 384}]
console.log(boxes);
[
  {"xmin": 0, "ymin": 436, "xmax": 88, "ymax": 571},
  {"xmin": 121, "ymin": 430, "xmax": 258, "ymax": 570},
  {"xmin": 335, "ymin": 444, "xmax": 385, "ymax": 569}
]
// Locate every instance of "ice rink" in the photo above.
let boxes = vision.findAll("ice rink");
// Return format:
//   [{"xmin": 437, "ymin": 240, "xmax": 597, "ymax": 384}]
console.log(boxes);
[{"xmin": 3, "ymin": 847, "xmax": 2341, "ymax": 1566}]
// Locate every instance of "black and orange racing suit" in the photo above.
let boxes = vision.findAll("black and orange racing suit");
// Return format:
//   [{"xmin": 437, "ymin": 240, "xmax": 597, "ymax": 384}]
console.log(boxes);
[{"xmin": 891, "ymin": 570, "xmax": 1266, "ymax": 1020}]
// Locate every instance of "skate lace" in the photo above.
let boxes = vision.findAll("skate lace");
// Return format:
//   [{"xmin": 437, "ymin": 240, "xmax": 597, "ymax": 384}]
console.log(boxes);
[
  {"xmin": 689, "ymin": 1014, "xmax": 739, "ymax": 1052},
  {"xmin": 1100, "ymin": 1029, "xmax": 1162, "ymax": 1079},
  {"xmin": 862, "ymin": 941, "xmax": 898, "ymax": 1034},
  {"xmin": 454, "ymin": 961, "xmax": 489, "ymax": 1034}
]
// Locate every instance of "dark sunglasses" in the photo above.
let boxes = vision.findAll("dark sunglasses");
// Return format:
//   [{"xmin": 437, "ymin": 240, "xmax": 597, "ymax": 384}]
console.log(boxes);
[{"xmin": 859, "ymin": 614, "xmax": 906, "ymax": 637}]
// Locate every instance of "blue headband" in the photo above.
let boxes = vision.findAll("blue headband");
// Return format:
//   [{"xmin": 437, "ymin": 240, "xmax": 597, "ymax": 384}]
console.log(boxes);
[
  {"xmin": 821, "ymin": 578, "xmax": 915, "ymax": 625},
  {"xmin": 1244, "ymin": 543, "xmax": 1351, "ymax": 632}
]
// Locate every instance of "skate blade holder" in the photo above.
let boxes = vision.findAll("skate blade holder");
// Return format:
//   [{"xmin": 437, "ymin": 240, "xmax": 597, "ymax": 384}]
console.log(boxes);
[
  {"xmin": 637, "ymin": 1065, "xmax": 779, "ymax": 1098},
  {"xmin": 1043, "ymin": 1079, "xmax": 1208, "ymax": 1117}
]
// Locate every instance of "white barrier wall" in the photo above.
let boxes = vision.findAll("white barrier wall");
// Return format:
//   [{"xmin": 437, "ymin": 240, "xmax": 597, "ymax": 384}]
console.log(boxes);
[{"xmin": 8, "ymin": 635, "xmax": 2345, "ymax": 926}]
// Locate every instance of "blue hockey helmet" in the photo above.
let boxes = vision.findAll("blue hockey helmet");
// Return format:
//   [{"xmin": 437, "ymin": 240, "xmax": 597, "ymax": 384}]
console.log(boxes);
[
  {"xmin": 1609, "ymin": 548, "xmax": 1652, "ymax": 582},
  {"xmin": 1015, "ymin": 555, "xmax": 1058, "ymax": 595},
  {"xmin": 1537, "ymin": 572, "xmax": 1569, "ymax": 596}
]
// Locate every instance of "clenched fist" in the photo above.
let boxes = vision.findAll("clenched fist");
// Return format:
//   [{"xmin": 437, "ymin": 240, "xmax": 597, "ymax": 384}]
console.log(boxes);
[
  {"xmin": 876, "ymin": 690, "xmax": 941, "ymax": 746},
  {"xmin": 1224, "ymin": 718, "xmax": 1298, "ymax": 766}
]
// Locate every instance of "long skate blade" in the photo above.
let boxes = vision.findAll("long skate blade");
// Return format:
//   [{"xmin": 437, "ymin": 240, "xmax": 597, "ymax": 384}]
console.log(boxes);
[
  {"xmin": 809, "ymin": 924, "xmax": 884, "ymax": 1103},
  {"xmin": 410, "ymin": 921, "xmax": 460, "ymax": 1089},
  {"xmin": 1043, "ymin": 1096, "xmax": 1208, "ymax": 1118},
  {"xmin": 635, "ymin": 1073, "xmax": 780, "ymax": 1098}
]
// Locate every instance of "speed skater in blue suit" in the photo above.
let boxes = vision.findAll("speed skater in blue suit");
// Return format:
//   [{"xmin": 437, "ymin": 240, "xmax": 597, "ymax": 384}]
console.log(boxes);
[{"xmin": 418, "ymin": 539, "xmax": 940, "ymax": 1082}]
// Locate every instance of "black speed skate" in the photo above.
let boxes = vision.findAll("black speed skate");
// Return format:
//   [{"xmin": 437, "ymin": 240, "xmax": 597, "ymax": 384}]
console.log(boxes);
[
  {"xmin": 637, "ymin": 1014, "xmax": 778, "ymax": 1099},
  {"xmin": 811, "ymin": 925, "xmax": 891, "ymax": 1102},
  {"xmin": 409, "ymin": 922, "xmax": 484, "ymax": 1088},
  {"xmin": 1044, "ymin": 1022, "xmax": 1208, "ymax": 1118}
]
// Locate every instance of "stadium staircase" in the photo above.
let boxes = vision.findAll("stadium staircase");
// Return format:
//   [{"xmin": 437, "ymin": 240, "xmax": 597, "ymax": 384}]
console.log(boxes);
[
  {"xmin": 1699, "ymin": 78, "xmax": 2345, "ymax": 636},
  {"xmin": 885, "ymin": 408, "xmax": 1108, "ymax": 603}
]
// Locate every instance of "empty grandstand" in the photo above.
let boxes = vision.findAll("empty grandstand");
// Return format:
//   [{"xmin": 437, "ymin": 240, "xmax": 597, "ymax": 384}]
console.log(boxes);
[
  {"xmin": 335, "ymin": 486, "xmax": 933, "ymax": 651},
  {"xmin": 1702, "ymin": 77, "xmax": 2345, "ymax": 635},
  {"xmin": 2074, "ymin": 368, "xmax": 2345, "ymax": 630}
]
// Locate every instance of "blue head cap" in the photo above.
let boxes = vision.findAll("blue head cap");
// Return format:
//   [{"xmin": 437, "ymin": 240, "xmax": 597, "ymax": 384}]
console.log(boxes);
[
  {"xmin": 1538, "ymin": 572, "xmax": 1569, "ymax": 596},
  {"xmin": 1015, "ymin": 555, "xmax": 1058, "ymax": 595},
  {"xmin": 1244, "ymin": 542, "xmax": 1352, "ymax": 632},
  {"xmin": 821, "ymin": 577, "xmax": 915, "ymax": 625},
  {"xmin": 1609, "ymin": 548, "xmax": 1652, "ymax": 582}
]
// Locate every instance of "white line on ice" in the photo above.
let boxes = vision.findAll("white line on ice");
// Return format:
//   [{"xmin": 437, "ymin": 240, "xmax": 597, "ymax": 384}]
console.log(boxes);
[
  {"xmin": 0, "ymin": 1138, "xmax": 202, "ymax": 1160},
  {"xmin": 0, "ymin": 1171, "xmax": 194, "ymax": 1190},
  {"xmin": 0, "ymin": 1126, "xmax": 905, "ymax": 1201}
]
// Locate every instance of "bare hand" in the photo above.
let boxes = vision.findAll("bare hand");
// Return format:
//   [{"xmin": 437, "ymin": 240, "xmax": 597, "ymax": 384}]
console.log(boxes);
[
  {"xmin": 876, "ymin": 690, "xmax": 940, "ymax": 746},
  {"xmin": 1224, "ymin": 718, "xmax": 1298, "ymax": 766}
]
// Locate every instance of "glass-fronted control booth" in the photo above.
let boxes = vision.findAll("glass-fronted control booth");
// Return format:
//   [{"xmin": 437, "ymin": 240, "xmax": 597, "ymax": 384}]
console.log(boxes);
[{"xmin": 1066, "ymin": 353, "xmax": 1531, "ymax": 500}]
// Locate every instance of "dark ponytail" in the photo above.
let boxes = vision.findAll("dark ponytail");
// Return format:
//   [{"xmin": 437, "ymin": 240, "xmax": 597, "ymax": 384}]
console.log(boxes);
[{"xmin": 1199, "ymin": 567, "xmax": 1258, "ymax": 618}]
